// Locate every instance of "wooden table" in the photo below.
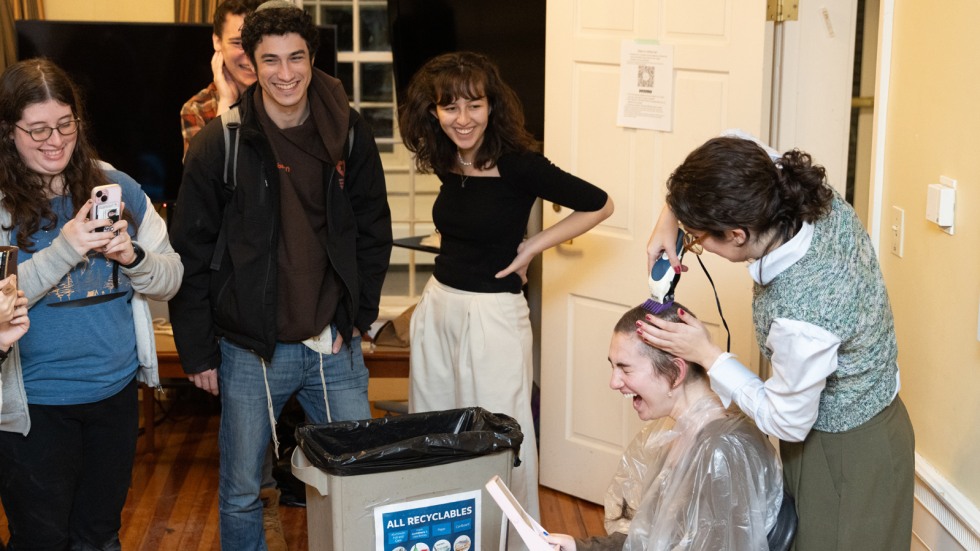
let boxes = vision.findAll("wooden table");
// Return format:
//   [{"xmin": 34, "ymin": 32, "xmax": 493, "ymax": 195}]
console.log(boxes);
[{"xmin": 142, "ymin": 335, "xmax": 409, "ymax": 455}]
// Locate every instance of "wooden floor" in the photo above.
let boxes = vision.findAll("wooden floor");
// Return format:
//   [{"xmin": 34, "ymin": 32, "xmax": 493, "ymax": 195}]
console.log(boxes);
[{"xmin": 0, "ymin": 392, "xmax": 604, "ymax": 548}]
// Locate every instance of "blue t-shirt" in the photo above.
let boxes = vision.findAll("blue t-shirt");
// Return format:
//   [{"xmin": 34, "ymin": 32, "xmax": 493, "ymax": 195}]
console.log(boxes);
[{"xmin": 16, "ymin": 171, "xmax": 146, "ymax": 405}]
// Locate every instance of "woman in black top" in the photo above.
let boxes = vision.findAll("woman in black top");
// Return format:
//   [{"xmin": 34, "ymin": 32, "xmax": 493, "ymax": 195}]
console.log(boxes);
[{"xmin": 399, "ymin": 51, "xmax": 613, "ymax": 530}]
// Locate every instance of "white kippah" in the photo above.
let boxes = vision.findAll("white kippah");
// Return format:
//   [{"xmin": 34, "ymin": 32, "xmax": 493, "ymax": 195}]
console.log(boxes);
[{"xmin": 255, "ymin": 0, "xmax": 299, "ymax": 12}]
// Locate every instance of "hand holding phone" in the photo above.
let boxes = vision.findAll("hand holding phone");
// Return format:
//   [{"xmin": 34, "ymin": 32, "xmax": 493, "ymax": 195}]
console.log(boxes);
[
  {"xmin": 91, "ymin": 184, "xmax": 123, "ymax": 232},
  {"xmin": 0, "ymin": 246, "xmax": 17, "ymax": 282},
  {"xmin": 0, "ymin": 272, "xmax": 21, "ymax": 324}
]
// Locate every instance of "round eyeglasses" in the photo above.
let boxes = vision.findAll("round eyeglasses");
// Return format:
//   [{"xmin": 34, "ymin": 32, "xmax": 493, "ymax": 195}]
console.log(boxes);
[
  {"xmin": 14, "ymin": 119, "xmax": 80, "ymax": 142},
  {"xmin": 682, "ymin": 231, "xmax": 704, "ymax": 255}
]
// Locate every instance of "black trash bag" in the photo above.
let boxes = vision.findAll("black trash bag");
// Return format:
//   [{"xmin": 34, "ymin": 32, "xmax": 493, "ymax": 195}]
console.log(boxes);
[{"xmin": 296, "ymin": 407, "xmax": 523, "ymax": 477}]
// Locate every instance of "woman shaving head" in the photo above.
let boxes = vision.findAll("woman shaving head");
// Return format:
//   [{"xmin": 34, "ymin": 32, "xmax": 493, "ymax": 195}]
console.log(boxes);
[
  {"xmin": 639, "ymin": 132, "xmax": 914, "ymax": 551},
  {"xmin": 609, "ymin": 302, "xmax": 711, "ymax": 421},
  {"xmin": 665, "ymin": 136, "xmax": 834, "ymax": 263}
]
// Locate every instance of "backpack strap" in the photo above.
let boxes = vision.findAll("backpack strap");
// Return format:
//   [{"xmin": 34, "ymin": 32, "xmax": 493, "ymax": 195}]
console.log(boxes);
[
  {"xmin": 211, "ymin": 107, "xmax": 241, "ymax": 271},
  {"xmin": 221, "ymin": 107, "xmax": 242, "ymax": 188},
  {"xmin": 209, "ymin": 113, "xmax": 355, "ymax": 271}
]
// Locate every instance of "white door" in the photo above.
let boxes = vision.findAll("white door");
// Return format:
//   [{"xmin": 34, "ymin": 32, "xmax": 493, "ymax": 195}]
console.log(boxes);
[
  {"xmin": 538, "ymin": 0, "xmax": 865, "ymax": 504},
  {"xmin": 770, "ymin": 0, "xmax": 859, "ymax": 195},
  {"xmin": 538, "ymin": 0, "xmax": 771, "ymax": 503}
]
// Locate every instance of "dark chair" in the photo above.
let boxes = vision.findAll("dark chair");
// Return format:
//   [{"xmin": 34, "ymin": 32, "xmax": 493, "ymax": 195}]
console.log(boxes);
[{"xmin": 767, "ymin": 490, "xmax": 798, "ymax": 551}]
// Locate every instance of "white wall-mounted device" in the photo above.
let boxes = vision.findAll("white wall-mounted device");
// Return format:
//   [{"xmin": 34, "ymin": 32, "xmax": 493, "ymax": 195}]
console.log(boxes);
[{"xmin": 926, "ymin": 176, "xmax": 956, "ymax": 235}]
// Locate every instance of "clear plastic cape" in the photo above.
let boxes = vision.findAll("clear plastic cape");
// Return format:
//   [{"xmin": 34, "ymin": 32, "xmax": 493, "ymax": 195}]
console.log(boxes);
[{"xmin": 604, "ymin": 394, "xmax": 783, "ymax": 551}]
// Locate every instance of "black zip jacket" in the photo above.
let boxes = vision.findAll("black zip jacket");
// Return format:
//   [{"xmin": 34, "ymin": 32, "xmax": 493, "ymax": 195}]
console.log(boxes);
[{"xmin": 169, "ymin": 81, "xmax": 392, "ymax": 374}]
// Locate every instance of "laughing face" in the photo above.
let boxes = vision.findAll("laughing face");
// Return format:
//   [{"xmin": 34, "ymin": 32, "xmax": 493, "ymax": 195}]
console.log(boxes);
[
  {"xmin": 12, "ymin": 99, "xmax": 77, "ymax": 178},
  {"xmin": 432, "ymin": 94, "xmax": 489, "ymax": 160},
  {"xmin": 608, "ymin": 332, "xmax": 676, "ymax": 421},
  {"xmin": 254, "ymin": 32, "xmax": 313, "ymax": 124},
  {"xmin": 213, "ymin": 13, "xmax": 256, "ymax": 91}
]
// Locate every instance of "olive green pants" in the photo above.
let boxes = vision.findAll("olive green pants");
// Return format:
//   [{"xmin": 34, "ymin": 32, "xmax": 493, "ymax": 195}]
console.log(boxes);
[{"xmin": 781, "ymin": 397, "xmax": 914, "ymax": 551}]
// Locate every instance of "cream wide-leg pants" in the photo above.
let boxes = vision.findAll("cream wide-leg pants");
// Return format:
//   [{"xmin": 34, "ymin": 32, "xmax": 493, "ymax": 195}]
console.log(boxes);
[{"xmin": 409, "ymin": 277, "xmax": 539, "ymax": 551}]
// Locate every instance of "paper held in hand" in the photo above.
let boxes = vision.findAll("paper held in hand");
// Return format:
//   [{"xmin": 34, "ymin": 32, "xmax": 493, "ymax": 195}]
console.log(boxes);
[{"xmin": 485, "ymin": 475, "xmax": 553, "ymax": 551}]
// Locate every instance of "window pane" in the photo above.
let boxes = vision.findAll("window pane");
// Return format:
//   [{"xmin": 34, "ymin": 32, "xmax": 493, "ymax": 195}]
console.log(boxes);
[
  {"xmin": 359, "ymin": 5, "xmax": 390, "ymax": 51},
  {"xmin": 320, "ymin": 6, "xmax": 353, "ymax": 51},
  {"xmin": 336, "ymin": 62, "xmax": 354, "ymax": 101},
  {"xmin": 362, "ymin": 62, "xmax": 393, "ymax": 102},
  {"xmin": 362, "ymin": 107, "xmax": 394, "ymax": 140}
]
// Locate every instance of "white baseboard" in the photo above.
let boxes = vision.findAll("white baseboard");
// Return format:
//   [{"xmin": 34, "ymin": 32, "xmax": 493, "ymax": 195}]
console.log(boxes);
[{"xmin": 913, "ymin": 453, "xmax": 980, "ymax": 551}]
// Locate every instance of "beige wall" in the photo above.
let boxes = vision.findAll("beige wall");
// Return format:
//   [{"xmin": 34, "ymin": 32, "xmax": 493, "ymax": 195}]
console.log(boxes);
[
  {"xmin": 879, "ymin": 0, "xmax": 980, "ymax": 504},
  {"xmin": 44, "ymin": 0, "xmax": 172, "ymax": 22}
]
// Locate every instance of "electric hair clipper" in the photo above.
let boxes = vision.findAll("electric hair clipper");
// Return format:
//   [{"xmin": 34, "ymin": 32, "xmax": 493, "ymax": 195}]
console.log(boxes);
[{"xmin": 643, "ymin": 229, "xmax": 685, "ymax": 314}]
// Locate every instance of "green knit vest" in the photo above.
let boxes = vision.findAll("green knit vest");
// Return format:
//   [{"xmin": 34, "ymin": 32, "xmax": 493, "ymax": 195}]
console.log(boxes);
[{"xmin": 752, "ymin": 193, "xmax": 898, "ymax": 432}]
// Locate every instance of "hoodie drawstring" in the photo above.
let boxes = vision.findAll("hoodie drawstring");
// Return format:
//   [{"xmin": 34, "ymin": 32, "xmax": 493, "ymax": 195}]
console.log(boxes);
[
  {"xmin": 261, "ymin": 357, "xmax": 281, "ymax": 459},
  {"xmin": 318, "ymin": 350, "xmax": 332, "ymax": 424}
]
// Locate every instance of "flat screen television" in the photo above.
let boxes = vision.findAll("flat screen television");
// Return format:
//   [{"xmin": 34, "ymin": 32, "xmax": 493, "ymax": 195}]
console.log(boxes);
[
  {"xmin": 16, "ymin": 20, "xmax": 338, "ymax": 203},
  {"xmin": 387, "ymin": 0, "xmax": 546, "ymax": 143}
]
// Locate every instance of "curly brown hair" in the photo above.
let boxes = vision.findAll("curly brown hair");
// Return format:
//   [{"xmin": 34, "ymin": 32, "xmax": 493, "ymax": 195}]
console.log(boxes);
[
  {"xmin": 241, "ymin": 2, "xmax": 319, "ymax": 67},
  {"xmin": 666, "ymin": 136, "xmax": 834, "ymax": 258},
  {"xmin": 0, "ymin": 58, "xmax": 112, "ymax": 252},
  {"xmin": 398, "ymin": 51, "xmax": 538, "ymax": 173}
]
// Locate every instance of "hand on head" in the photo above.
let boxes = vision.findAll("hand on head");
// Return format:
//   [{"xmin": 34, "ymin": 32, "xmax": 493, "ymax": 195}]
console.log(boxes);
[
  {"xmin": 211, "ymin": 50, "xmax": 241, "ymax": 112},
  {"xmin": 636, "ymin": 307, "xmax": 721, "ymax": 370}
]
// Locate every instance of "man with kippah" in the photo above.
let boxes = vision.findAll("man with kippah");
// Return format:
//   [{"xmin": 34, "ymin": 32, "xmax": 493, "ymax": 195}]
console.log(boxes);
[
  {"xmin": 169, "ymin": 2, "xmax": 392, "ymax": 547},
  {"xmin": 179, "ymin": 2, "xmax": 291, "ymax": 548}
]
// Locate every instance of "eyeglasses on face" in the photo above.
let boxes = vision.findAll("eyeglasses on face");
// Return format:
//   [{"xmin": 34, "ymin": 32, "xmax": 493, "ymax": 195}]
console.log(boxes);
[
  {"xmin": 682, "ymin": 231, "xmax": 704, "ymax": 255},
  {"xmin": 14, "ymin": 119, "xmax": 80, "ymax": 142}
]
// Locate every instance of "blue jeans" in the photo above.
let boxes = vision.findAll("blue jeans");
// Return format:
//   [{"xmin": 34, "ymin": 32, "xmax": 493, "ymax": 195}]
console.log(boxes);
[{"xmin": 217, "ymin": 333, "xmax": 370, "ymax": 550}]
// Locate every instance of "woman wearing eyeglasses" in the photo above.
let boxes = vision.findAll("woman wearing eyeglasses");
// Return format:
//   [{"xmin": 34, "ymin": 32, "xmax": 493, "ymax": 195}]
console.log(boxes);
[
  {"xmin": 639, "ymin": 133, "xmax": 913, "ymax": 551},
  {"xmin": 0, "ymin": 58, "xmax": 183, "ymax": 548}
]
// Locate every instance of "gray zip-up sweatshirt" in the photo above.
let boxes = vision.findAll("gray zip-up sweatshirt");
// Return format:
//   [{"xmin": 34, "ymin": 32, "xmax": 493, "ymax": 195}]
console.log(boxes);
[{"xmin": 0, "ymin": 167, "xmax": 183, "ymax": 435}]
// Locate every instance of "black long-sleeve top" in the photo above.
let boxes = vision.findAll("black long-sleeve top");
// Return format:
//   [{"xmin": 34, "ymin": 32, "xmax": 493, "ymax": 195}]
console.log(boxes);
[{"xmin": 432, "ymin": 151, "xmax": 608, "ymax": 294}]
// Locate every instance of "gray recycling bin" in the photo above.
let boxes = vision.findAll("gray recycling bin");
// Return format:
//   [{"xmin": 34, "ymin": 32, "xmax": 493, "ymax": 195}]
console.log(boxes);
[{"xmin": 291, "ymin": 407, "xmax": 523, "ymax": 551}]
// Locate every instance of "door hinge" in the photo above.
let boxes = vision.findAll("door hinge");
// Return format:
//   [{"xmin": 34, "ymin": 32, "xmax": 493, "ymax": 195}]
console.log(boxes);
[{"xmin": 767, "ymin": 0, "xmax": 799, "ymax": 22}]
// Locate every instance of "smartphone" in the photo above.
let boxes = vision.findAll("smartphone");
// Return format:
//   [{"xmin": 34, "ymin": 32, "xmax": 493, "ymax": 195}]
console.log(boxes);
[
  {"xmin": 0, "ymin": 246, "xmax": 17, "ymax": 280},
  {"xmin": 91, "ymin": 184, "xmax": 123, "ymax": 232}
]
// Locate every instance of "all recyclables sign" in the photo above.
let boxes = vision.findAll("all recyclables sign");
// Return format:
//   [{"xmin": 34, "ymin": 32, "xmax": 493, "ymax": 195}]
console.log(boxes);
[{"xmin": 374, "ymin": 490, "xmax": 481, "ymax": 551}]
